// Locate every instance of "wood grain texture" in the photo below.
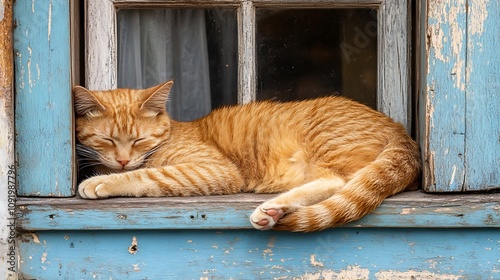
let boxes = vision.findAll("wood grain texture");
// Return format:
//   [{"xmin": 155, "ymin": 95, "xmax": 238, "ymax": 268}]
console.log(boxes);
[
  {"xmin": 16, "ymin": 191, "xmax": 500, "ymax": 230},
  {"xmin": 237, "ymin": 1, "xmax": 256, "ymax": 104},
  {"xmin": 18, "ymin": 228, "xmax": 500, "ymax": 279},
  {"xmin": 423, "ymin": 0, "xmax": 500, "ymax": 192},
  {"xmin": 85, "ymin": 0, "xmax": 116, "ymax": 90},
  {"xmin": 464, "ymin": 0, "xmax": 500, "ymax": 191},
  {"xmin": 423, "ymin": 0, "xmax": 467, "ymax": 192},
  {"xmin": 378, "ymin": 0, "xmax": 411, "ymax": 130},
  {"xmin": 0, "ymin": 0, "xmax": 17, "ymax": 277},
  {"xmin": 13, "ymin": 0, "xmax": 74, "ymax": 196}
]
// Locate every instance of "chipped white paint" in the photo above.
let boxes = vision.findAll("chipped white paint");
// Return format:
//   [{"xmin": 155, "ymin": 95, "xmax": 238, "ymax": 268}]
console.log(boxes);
[
  {"xmin": 32, "ymin": 233, "xmax": 40, "ymax": 244},
  {"xmin": 47, "ymin": 0, "xmax": 52, "ymax": 41},
  {"xmin": 400, "ymin": 208, "xmax": 416, "ymax": 215},
  {"xmin": 294, "ymin": 265, "xmax": 370, "ymax": 280},
  {"xmin": 309, "ymin": 255, "xmax": 324, "ymax": 267},
  {"xmin": 133, "ymin": 263, "xmax": 140, "ymax": 272},
  {"xmin": 27, "ymin": 46, "xmax": 33, "ymax": 90},
  {"xmin": 375, "ymin": 270, "xmax": 462, "ymax": 280},
  {"xmin": 40, "ymin": 252, "xmax": 47, "ymax": 264},
  {"xmin": 449, "ymin": 165, "xmax": 457, "ymax": 186},
  {"xmin": 427, "ymin": 0, "xmax": 466, "ymax": 90},
  {"xmin": 128, "ymin": 236, "xmax": 138, "ymax": 254},
  {"xmin": 469, "ymin": 0, "xmax": 489, "ymax": 36}
]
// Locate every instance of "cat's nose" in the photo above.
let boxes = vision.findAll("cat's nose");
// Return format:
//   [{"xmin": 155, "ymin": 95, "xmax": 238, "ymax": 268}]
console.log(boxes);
[{"xmin": 117, "ymin": 159, "xmax": 130, "ymax": 167}]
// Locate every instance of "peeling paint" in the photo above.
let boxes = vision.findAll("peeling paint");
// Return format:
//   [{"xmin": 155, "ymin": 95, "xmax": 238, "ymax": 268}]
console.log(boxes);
[
  {"xmin": 293, "ymin": 265, "xmax": 370, "ymax": 280},
  {"xmin": 449, "ymin": 165, "xmax": 457, "ymax": 186},
  {"xmin": 428, "ymin": 0, "xmax": 466, "ymax": 90},
  {"xmin": 41, "ymin": 252, "xmax": 47, "ymax": 263},
  {"xmin": 47, "ymin": 0, "xmax": 52, "ymax": 41},
  {"xmin": 469, "ymin": 0, "xmax": 489, "ymax": 36},
  {"xmin": 32, "ymin": 233, "xmax": 41, "ymax": 244},
  {"xmin": 375, "ymin": 270, "xmax": 463, "ymax": 279},
  {"xmin": 128, "ymin": 236, "xmax": 138, "ymax": 254},
  {"xmin": 434, "ymin": 207, "xmax": 453, "ymax": 213},
  {"xmin": 309, "ymin": 255, "xmax": 324, "ymax": 267},
  {"xmin": 400, "ymin": 208, "xmax": 416, "ymax": 215}
]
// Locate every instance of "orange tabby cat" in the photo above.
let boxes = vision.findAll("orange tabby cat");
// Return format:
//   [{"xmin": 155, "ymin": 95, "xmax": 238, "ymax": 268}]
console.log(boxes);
[{"xmin": 74, "ymin": 80, "xmax": 420, "ymax": 232}]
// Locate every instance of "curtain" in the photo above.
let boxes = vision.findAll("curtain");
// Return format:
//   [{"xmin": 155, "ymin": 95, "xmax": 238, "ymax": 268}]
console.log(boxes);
[{"xmin": 117, "ymin": 9, "xmax": 212, "ymax": 121}]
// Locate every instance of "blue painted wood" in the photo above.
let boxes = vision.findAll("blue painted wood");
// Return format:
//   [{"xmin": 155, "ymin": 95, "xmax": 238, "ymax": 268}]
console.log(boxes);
[
  {"xmin": 423, "ymin": 0, "xmax": 500, "ymax": 192},
  {"xmin": 13, "ymin": 0, "xmax": 74, "ymax": 196},
  {"xmin": 424, "ymin": 0, "xmax": 467, "ymax": 192},
  {"xmin": 465, "ymin": 0, "xmax": 500, "ymax": 190},
  {"xmin": 18, "ymin": 228, "xmax": 500, "ymax": 279},
  {"xmin": 16, "ymin": 192, "xmax": 500, "ymax": 230}
]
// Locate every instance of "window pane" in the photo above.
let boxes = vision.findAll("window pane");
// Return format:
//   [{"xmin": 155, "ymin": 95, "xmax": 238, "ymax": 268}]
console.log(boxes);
[
  {"xmin": 256, "ymin": 9, "xmax": 377, "ymax": 109},
  {"xmin": 117, "ymin": 9, "xmax": 238, "ymax": 121}
]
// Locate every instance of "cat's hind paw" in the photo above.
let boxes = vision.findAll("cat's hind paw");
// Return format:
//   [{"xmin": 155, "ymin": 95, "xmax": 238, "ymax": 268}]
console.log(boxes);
[{"xmin": 250, "ymin": 205, "xmax": 285, "ymax": 230}]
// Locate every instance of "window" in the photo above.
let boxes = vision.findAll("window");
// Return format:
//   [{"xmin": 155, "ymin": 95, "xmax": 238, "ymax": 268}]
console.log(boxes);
[
  {"xmin": 10, "ymin": 1, "xmax": 500, "ymax": 278},
  {"xmin": 13, "ymin": 0, "xmax": 499, "ymax": 231},
  {"xmin": 85, "ymin": 0, "xmax": 411, "ymax": 129}
]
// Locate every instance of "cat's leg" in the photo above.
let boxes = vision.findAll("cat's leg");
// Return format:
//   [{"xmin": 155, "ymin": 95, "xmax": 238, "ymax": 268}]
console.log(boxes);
[
  {"xmin": 79, "ymin": 163, "xmax": 244, "ymax": 199},
  {"xmin": 249, "ymin": 177, "xmax": 345, "ymax": 230}
]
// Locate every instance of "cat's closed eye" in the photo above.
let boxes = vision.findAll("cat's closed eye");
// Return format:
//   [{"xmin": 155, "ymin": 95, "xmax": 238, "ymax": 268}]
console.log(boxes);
[
  {"xmin": 103, "ymin": 138, "xmax": 115, "ymax": 145},
  {"xmin": 133, "ymin": 138, "xmax": 146, "ymax": 145}
]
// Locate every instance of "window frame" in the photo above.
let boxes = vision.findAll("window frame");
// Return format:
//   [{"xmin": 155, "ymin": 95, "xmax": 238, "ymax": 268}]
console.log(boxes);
[
  {"xmin": 11, "ymin": 0, "xmax": 500, "ymax": 233},
  {"xmin": 85, "ymin": 0, "xmax": 412, "ymax": 130}
]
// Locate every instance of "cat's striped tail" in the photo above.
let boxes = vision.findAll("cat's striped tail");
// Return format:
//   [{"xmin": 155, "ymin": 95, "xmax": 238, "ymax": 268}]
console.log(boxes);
[{"xmin": 274, "ymin": 137, "xmax": 421, "ymax": 232}]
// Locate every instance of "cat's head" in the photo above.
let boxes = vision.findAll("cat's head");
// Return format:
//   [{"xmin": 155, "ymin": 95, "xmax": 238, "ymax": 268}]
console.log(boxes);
[{"xmin": 74, "ymin": 81, "xmax": 173, "ymax": 171}]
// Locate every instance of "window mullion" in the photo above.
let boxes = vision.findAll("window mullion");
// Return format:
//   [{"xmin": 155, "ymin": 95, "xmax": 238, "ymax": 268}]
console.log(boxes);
[
  {"xmin": 85, "ymin": 0, "xmax": 117, "ymax": 90},
  {"xmin": 237, "ymin": 1, "xmax": 256, "ymax": 104}
]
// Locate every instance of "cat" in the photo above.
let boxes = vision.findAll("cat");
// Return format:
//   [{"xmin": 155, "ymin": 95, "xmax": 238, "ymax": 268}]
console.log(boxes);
[{"xmin": 74, "ymin": 80, "xmax": 421, "ymax": 232}]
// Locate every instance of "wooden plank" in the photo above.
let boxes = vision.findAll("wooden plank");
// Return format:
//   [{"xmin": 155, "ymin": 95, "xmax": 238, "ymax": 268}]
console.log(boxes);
[
  {"xmin": 16, "ymin": 192, "xmax": 500, "ymax": 230},
  {"xmin": 18, "ymin": 228, "xmax": 500, "ymax": 279},
  {"xmin": 464, "ymin": 0, "xmax": 500, "ymax": 191},
  {"xmin": 85, "ymin": 0, "xmax": 117, "ymax": 90},
  {"xmin": 237, "ymin": 1, "xmax": 256, "ymax": 104},
  {"xmin": 423, "ymin": 0, "xmax": 467, "ymax": 192},
  {"xmin": 378, "ymin": 0, "xmax": 411, "ymax": 130},
  {"xmin": 13, "ymin": 0, "xmax": 74, "ymax": 196},
  {"xmin": 0, "ymin": 0, "xmax": 17, "ymax": 277}
]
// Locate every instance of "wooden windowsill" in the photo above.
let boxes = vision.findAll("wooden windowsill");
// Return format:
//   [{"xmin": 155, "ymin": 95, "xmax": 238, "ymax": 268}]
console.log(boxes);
[{"xmin": 16, "ymin": 191, "xmax": 500, "ymax": 231}]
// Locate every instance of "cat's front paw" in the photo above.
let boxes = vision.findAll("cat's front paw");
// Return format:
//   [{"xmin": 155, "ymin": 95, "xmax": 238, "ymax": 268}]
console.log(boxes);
[
  {"xmin": 249, "ymin": 202, "xmax": 286, "ymax": 230},
  {"xmin": 78, "ymin": 175, "xmax": 115, "ymax": 199}
]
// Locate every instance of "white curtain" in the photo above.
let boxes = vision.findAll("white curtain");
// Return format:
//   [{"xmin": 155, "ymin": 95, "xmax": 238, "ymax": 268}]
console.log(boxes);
[{"xmin": 117, "ymin": 9, "xmax": 212, "ymax": 121}]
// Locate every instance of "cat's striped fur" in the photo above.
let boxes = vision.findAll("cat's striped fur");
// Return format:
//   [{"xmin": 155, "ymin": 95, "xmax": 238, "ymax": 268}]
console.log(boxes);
[{"xmin": 74, "ymin": 81, "xmax": 421, "ymax": 232}]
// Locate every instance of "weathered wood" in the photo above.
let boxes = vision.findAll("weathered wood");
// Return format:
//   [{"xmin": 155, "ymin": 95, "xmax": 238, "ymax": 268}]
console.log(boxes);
[
  {"xmin": 85, "ymin": 0, "xmax": 116, "ymax": 90},
  {"xmin": 13, "ymin": 0, "xmax": 74, "ymax": 196},
  {"xmin": 18, "ymin": 228, "xmax": 500, "ymax": 279},
  {"xmin": 464, "ymin": 0, "xmax": 500, "ymax": 191},
  {"xmin": 237, "ymin": 1, "xmax": 256, "ymax": 104},
  {"xmin": 0, "ymin": 0, "xmax": 17, "ymax": 277},
  {"xmin": 378, "ymin": 0, "xmax": 411, "ymax": 130},
  {"xmin": 112, "ymin": 0, "xmax": 382, "ymax": 7},
  {"xmin": 423, "ymin": 0, "xmax": 467, "ymax": 192},
  {"xmin": 16, "ymin": 191, "xmax": 500, "ymax": 230},
  {"xmin": 423, "ymin": 0, "xmax": 500, "ymax": 192}
]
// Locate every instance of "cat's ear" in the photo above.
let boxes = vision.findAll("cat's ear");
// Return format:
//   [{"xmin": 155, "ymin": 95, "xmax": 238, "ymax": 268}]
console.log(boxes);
[
  {"xmin": 140, "ymin": 80, "xmax": 174, "ymax": 113},
  {"xmin": 73, "ymin": 86, "xmax": 106, "ymax": 116}
]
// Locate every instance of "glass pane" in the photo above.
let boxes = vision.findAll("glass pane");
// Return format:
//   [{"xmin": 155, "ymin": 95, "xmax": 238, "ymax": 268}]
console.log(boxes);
[
  {"xmin": 117, "ymin": 9, "xmax": 238, "ymax": 121},
  {"xmin": 256, "ymin": 9, "xmax": 377, "ymax": 109}
]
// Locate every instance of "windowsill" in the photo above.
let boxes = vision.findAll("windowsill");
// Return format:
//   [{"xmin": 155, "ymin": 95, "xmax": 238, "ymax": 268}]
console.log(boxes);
[{"xmin": 16, "ymin": 191, "xmax": 499, "ymax": 231}]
